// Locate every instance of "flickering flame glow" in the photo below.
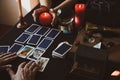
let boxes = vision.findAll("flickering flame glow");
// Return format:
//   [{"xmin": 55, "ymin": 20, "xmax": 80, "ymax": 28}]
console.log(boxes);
[{"xmin": 111, "ymin": 70, "xmax": 120, "ymax": 76}]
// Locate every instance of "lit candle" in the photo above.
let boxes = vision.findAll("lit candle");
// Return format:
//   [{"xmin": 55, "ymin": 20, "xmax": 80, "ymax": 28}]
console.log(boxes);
[
  {"xmin": 39, "ymin": 12, "xmax": 52, "ymax": 26},
  {"xmin": 75, "ymin": 4, "xmax": 86, "ymax": 28},
  {"xmin": 75, "ymin": 4, "xmax": 85, "ymax": 15}
]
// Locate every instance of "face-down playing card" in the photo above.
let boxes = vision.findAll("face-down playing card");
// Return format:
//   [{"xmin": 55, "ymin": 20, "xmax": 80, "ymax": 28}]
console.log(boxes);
[
  {"xmin": 15, "ymin": 33, "xmax": 31, "ymax": 44},
  {"xmin": 37, "ymin": 57, "xmax": 50, "ymax": 72},
  {"xmin": 52, "ymin": 42, "xmax": 72, "ymax": 58},
  {"xmin": 8, "ymin": 43, "xmax": 24, "ymax": 53},
  {"xmin": 27, "ymin": 48, "xmax": 45, "ymax": 61},
  {"xmin": 17, "ymin": 45, "xmax": 34, "ymax": 58},
  {"xmin": 45, "ymin": 28, "xmax": 61, "ymax": 39},
  {"xmin": 25, "ymin": 24, "xmax": 41, "ymax": 33},
  {"xmin": 27, "ymin": 34, "xmax": 42, "ymax": 45},
  {"xmin": 37, "ymin": 38, "xmax": 53, "ymax": 51},
  {"xmin": 35, "ymin": 27, "xmax": 50, "ymax": 36},
  {"xmin": 0, "ymin": 45, "xmax": 10, "ymax": 53}
]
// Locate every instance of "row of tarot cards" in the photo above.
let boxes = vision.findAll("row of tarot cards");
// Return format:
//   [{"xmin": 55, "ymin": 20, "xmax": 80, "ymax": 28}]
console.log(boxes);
[
  {"xmin": 14, "ymin": 24, "xmax": 61, "ymax": 46},
  {"xmin": 0, "ymin": 44, "xmax": 49, "ymax": 72}
]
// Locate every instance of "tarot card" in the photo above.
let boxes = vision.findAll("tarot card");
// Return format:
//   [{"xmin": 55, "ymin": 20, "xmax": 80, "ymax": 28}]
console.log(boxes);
[
  {"xmin": 15, "ymin": 33, "xmax": 31, "ymax": 44},
  {"xmin": 27, "ymin": 48, "xmax": 45, "ymax": 61},
  {"xmin": 35, "ymin": 27, "xmax": 50, "ymax": 36},
  {"xmin": 25, "ymin": 24, "xmax": 41, "ymax": 33},
  {"xmin": 17, "ymin": 45, "xmax": 34, "ymax": 58},
  {"xmin": 9, "ymin": 43, "xmax": 24, "ymax": 53},
  {"xmin": 53, "ymin": 42, "xmax": 72, "ymax": 57},
  {"xmin": 45, "ymin": 28, "xmax": 61, "ymax": 39},
  {"xmin": 0, "ymin": 45, "xmax": 10, "ymax": 53},
  {"xmin": 27, "ymin": 34, "xmax": 42, "ymax": 45},
  {"xmin": 37, "ymin": 57, "xmax": 50, "ymax": 72},
  {"xmin": 37, "ymin": 38, "xmax": 53, "ymax": 51}
]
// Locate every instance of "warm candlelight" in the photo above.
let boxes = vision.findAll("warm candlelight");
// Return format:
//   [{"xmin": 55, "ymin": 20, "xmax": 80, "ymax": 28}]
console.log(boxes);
[
  {"xmin": 75, "ymin": 15, "xmax": 81, "ymax": 27},
  {"xmin": 39, "ymin": 12, "xmax": 52, "ymax": 26},
  {"xmin": 75, "ymin": 4, "xmax": 86, "ymax": 28},
  {"xmin": 75, "ymin": 4, "xmax": 85, "ymax": 15}
]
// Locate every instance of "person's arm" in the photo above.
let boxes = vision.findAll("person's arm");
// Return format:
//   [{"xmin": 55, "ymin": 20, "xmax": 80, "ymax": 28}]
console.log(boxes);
[
  {"xmin": 53, "ymin": 0, "xmax": 77, "ymax": 12},
  {"xmin": 39, "ymin": 0, "xmax": 52, "ymax": 8}
]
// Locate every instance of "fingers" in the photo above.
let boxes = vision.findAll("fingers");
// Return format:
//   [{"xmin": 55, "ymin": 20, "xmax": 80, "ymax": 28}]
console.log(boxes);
[
  {"xmin": 49, "ymin": 9, "xmax": 57, "ymax": 26},
  {"xmin": 0, "ymin": 64, "xmax": 12, "ymax": 71},
  {"xmin": 24, "ymin": 61, "xmax": 33, "ymax": 69},
  {"xmin": 29, "ymin": 62, "xmax": 36, "ymax": 71},
  {"xmin": 51, "ymin": 13, "xmax": 57, "ymax": 26},
  {"xmin": 6, "ymin": 67, "xmax": 15, "ymax": 79},
  {"xmin": 0, "ymin": 53, "xmax": 18, "ymax": 65},
  {"xmin": 3, "ymin": 53, "xmax": 17, "ymax": 63},
  {"xmin": 32, "ymin": 7, "xmax": 49, "ymax": 22},
  {"xmin": 18, "ymin": 62, "xmax": 26, "ymax": 69},
  {"xmin": 2, "ymin": 53, "xmax": 17, "ymax": 59},
  {"xmin": 24, "ymin": 61, "xmax": 38, "ymax": 72}
]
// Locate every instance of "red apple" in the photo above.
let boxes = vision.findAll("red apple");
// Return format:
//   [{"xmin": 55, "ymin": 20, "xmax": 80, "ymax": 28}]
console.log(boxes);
[{"xmin": 39, "ymin": 12, "xmax": 52, "ymax": 26}]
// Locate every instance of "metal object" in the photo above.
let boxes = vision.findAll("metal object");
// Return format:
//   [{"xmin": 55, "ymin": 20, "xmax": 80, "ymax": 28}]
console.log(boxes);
[
  {"xmin": 58, "ymin": 17, "xmax": 74, "ymax": 34},
  {"xmin": 85, "ymin": 22, "xmax": 120, "ymax": 34},
  {"xmin": 17, "ymin": 0, "xmax": 27, "ymax": 28}
]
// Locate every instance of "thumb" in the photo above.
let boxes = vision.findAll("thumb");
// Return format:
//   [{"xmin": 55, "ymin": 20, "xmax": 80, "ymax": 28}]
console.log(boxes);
[{"xmin": 6, "ymin": 67, "xmax": 15, "ymax": 79}]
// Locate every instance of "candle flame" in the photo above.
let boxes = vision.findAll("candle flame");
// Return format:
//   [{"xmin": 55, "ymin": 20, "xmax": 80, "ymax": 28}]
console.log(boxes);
[
  {"xmin": 111, "ymin": 70, "xmax": 120, "ymax": 76},
  {"xmin": 44, "ymin": 12, "xmax": 47, "ymax": 16},
  {"xmin": 78, "ymin": 4, "xmax": 85, "ymax": 9}
]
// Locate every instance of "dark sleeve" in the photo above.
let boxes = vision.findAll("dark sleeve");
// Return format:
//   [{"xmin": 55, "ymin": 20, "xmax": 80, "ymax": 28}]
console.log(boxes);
[{"xmin": 51, "ymin": 0, "xmax": 64, "ymax": 8}]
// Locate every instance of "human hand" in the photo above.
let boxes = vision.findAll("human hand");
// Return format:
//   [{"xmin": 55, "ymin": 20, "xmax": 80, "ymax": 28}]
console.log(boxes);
[
  {"xmin": 6, "ymin": 61, "xmax": 40, "ymax": 80},
  {"xmin": 0, "ymin": 53, "xmax": 17, "ymax": 71},
  {"xmin": 32, "ymin": 6, "xmax": 49, "ymax": 22},
  {"xmin": 49, "ymin": 8, "xmax": 57, "ymax": 26}
]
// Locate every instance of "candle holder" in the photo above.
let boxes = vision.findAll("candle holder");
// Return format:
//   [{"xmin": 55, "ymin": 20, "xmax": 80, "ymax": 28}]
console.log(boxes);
[{"xmin": 16, "ymin": 0, "xmax": 27, "ymax": 28}]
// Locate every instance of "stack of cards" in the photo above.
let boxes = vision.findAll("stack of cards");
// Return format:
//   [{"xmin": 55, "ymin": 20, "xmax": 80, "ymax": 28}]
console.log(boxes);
[
  {"xmin": 0, "ymin": 45, "xmax": 10, "ymax": 53},
  {"xmin": 52, "ymin": 42, "xmax": 72, "ymax": 58}
]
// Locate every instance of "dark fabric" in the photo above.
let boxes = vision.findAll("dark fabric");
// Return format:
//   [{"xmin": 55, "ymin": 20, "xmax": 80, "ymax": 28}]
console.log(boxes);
[{"xmin": 51, "ymin": 0, "xmax": 65, "ymax": 8}]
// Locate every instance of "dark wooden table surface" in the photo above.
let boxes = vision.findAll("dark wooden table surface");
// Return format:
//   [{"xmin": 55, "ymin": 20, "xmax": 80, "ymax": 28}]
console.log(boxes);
[{"xmin": 0, "ymin": 4, "xmax": 78, "ymax": 80}]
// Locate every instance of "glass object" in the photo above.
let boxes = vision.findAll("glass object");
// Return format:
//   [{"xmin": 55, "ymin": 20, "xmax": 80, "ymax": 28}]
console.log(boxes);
[{"xmin": 58, "ymin": 8, "xmax": 74, "ymax": 34}]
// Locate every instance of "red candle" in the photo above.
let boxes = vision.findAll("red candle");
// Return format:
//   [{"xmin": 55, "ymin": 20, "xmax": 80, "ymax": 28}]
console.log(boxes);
[
  {"xmin": 75, "ymin": 4, "xmax": 85, "ymax": 15},
  {"xmin": 75, "ymin": 15, "xmax": 81, "ymax": 27},
  {"xmin": 75, "ymin": 4, "xmax": 86, "ymax": 28},
  {"xmin": 39, "ymin": 12, "xmax": 52, "ymax": 26}
]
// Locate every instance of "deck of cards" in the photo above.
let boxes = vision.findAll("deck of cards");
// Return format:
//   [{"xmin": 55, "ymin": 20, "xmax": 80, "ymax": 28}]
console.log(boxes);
[{"xmin": 52, "ymin": 42, "xmax": 72, "ymax": 58}]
